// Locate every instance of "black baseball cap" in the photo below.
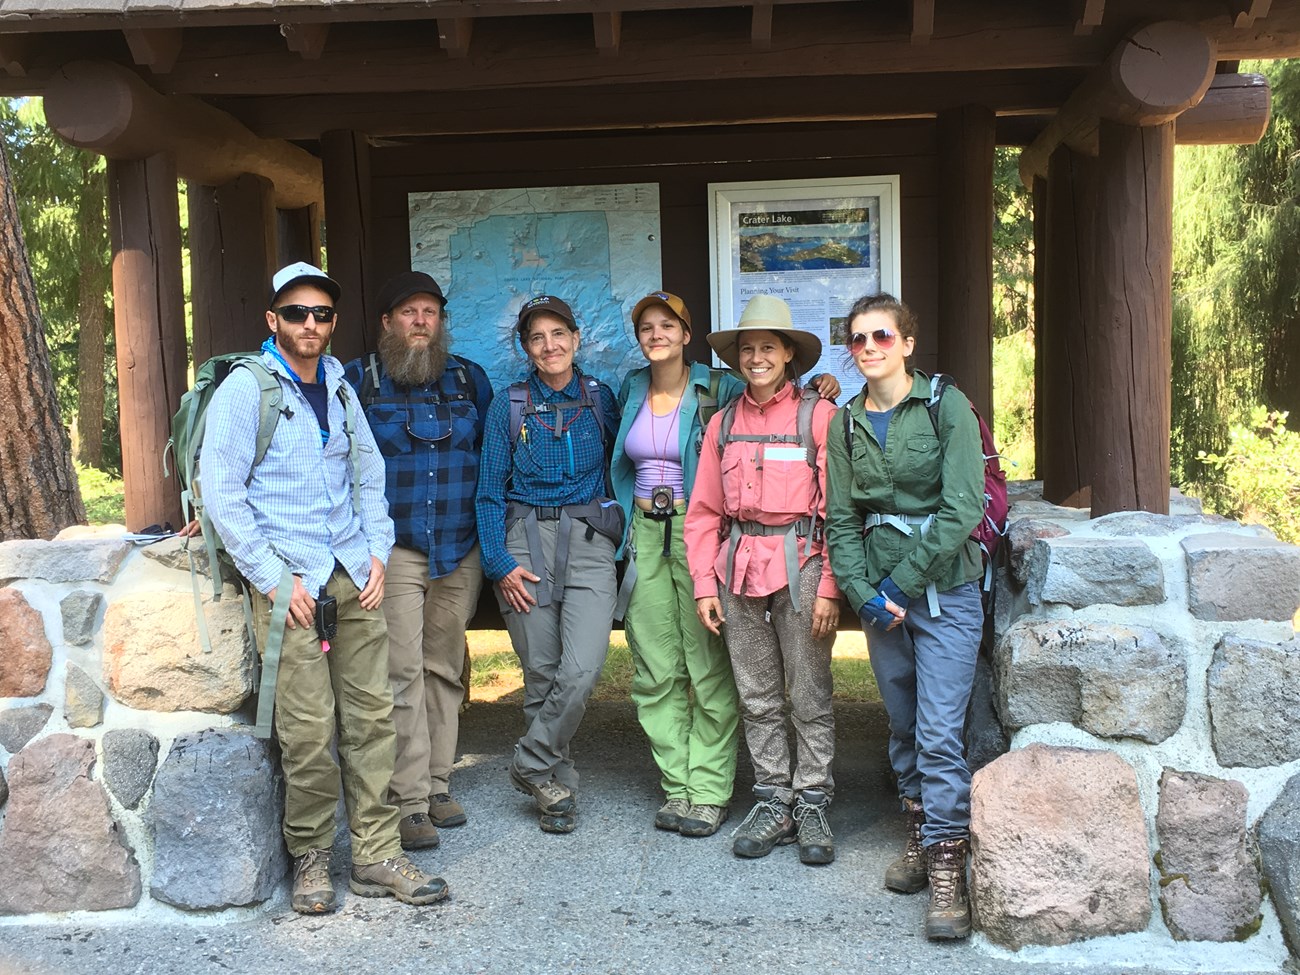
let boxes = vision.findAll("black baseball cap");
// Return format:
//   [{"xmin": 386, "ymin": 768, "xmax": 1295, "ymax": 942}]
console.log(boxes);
[
  {"xmin": 515, "ymin": 295, "xmax": 577, "ymax": 341},
  {"xmin": 377, "ymin": 271, "xmax": 446, "ymax": 316}
]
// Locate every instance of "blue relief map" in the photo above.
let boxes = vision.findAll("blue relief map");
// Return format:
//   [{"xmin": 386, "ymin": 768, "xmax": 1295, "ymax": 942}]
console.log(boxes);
[{"xmin": 408, "ymin": 185, "xmax": 662, "ymax": 394}]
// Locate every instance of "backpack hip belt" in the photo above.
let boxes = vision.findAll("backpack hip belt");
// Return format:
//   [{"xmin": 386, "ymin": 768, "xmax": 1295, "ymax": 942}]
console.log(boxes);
[
  {"xmin": 862, "ymin": 512, "xmax": 941, "ymax": 617},
  {"xmin": 725, "ymin": 515, "xmax": 820, "ymax": 614},
  {"xmin": 506, "ymin": 500, "xmax": 614, "ymax": 608}
]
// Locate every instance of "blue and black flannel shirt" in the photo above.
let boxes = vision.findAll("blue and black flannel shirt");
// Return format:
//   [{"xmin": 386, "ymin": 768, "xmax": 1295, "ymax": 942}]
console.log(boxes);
[
  {"xmin": 475, "ymin": 369, "xmax": 619, "ymax": 581},
  {"xmin": 343, "ymin": 353, "xmax": 493, "ymax": 581}
]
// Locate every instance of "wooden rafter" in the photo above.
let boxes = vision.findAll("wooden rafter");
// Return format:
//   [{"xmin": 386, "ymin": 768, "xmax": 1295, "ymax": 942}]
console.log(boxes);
[
  {"xmin": 280, "ymin": 22, "xmax": 329, "ymax": 60},
  {"xmin": 0, "ymin": 36, "xmax": 32, "ymax": 77},
  {"xmin": 438, "ymin": 18, "xmax": 474, "ymax": 58},
  {"xmin": 911, "ymin": 0, "xmax": 934, "ymax": 44},
  {"xmin": 1232, "ymin": 0, "xmax": 1272, "ymax": 29},
  {"xmin": 751, "ymin": 1, "xmax": 773, "ymax": 50},
  {"xmin": 1072, "ymin": 0, "xmax": 1104, "ymax": 36},
  {"xmin": 593, "ymin": 11, "xmax": 621, "ymax": 56},
  {"xmin": 124, "ymin": 28, "xmax": 183, "ymax": 73}
]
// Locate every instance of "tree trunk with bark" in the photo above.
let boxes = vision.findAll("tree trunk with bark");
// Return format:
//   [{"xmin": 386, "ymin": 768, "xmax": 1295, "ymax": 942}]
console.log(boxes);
[
  {"xmin": 0, "ymin": 142, "xmax": 86, "ymax": 539},
  {"xmin": 74, "ymin": 158, "xmax": 108, "ymax": 470}
]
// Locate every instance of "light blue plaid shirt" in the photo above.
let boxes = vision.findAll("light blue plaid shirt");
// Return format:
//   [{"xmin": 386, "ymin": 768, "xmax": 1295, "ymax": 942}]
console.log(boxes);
[{"xmin": 203, "ymin": 350, "xmax": 395, "ymax": 596}]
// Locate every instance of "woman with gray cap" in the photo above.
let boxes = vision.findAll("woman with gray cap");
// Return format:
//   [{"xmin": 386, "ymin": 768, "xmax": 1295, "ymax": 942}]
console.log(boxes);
[
  {"xmin": 474, "ymin": 295, "xmax": 621, "ymax": 834},
  {"xmin": 683, "ymin": 294, "xmax": 842, "ymax": 865}
]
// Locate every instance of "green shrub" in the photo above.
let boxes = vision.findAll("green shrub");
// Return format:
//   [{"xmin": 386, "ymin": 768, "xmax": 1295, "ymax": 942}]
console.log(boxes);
[
  {"xmin": 1196, "ymin": 408, "xmax": 1300, "ymax": 543},
  {"xmin": 992, "ymin": 329, "xmax": 1035, "ymax": 477},
  {"xmin": 76, "ymin": 463, "xmax": 125, "ymax": 526}
]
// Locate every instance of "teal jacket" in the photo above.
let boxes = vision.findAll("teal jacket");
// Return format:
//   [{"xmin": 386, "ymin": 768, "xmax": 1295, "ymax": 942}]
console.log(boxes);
[{"xmin": 611, "ymin": 361, "xmax": 745, "ymax": 556}]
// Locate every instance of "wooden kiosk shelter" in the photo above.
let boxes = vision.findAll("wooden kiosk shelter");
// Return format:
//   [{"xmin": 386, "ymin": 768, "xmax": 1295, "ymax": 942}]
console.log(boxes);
[{"xmin": 0, "ymin": 1, "xmax": 1293, "ymax": 529}]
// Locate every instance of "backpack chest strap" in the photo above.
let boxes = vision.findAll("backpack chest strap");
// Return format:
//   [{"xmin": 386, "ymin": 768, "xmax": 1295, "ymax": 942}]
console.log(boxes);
[{"xmin": 724, "ymin": 516, "xmax": 819, "ymax": 613}]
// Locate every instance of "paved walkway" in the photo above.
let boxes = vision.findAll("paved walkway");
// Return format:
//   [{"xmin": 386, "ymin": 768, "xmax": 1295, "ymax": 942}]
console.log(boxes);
[{"xmin": 0, "ymin": 701, "xmax": 1286, "ymax": 975}]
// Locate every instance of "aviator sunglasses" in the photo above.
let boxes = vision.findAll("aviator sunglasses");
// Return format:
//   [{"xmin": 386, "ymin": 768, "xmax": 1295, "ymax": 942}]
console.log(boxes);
[
  {"xmin": 849, "ymin": 327, "xmax": 899, "ymax": 353},
  {"xmin": 275, "ymin": 304, "xmax": 336, "ymax": 324}
]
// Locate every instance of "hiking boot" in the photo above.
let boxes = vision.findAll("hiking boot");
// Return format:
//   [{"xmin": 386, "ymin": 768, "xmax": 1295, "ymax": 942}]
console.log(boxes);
[
  {"xmin": 679, "ymin": 803, "xmax": 729, "ymax": 838},
  {"xmin": 793, "ymin": 789, "xmax": 835, "ymax": 865},
  {"xmin": 885, "ymin": 798, "xmax": 928, "ymax": 893},
  {"xmin": 540, "ymin": 793, "xmax": 578, "ymax": 833},
  {"xmin": 925, "ymin": 839, "xmax": 972, "ymax": 940},
  {"xmin": 509, "ymin": 764, "xmax": 575, "ymax": 815},
  {"xmin": 350, "ymin": 854, "xmax": 449, "ymax": 906},
  {"xmin": 291, "ymin": 848, "xmax": 336, "ymax": 914},
  {"xmin": 655, "ymin": 797, "xmax": 692, "ymax": 831},
  {"xmin": 398, "ymin": 812, "xmax": 441, "ymax": 850},
  {"xmin": 731, "ymin": 787, "xmax": 795, "ymax": 859},
  {"xmin": 429, "ymin": 793, "xmax": 467, "ymax": 828}
]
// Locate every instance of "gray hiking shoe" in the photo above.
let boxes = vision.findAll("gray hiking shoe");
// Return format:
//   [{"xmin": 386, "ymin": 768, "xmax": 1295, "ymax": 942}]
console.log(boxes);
[
  {"xmin": 350, "ymin": 853, "xmax": 449, "ymax": 906},
  {"xmin": 731, "ymin": 787, "xmax": 795, "ymax": 858},
  {"xmin": 655, "ymin": 797, "xmax": 692, "ymax": 831},
  {"xmin": 679, "ymin": 803, "xmax": 730, "ymax": 838},
  {"xmin": 291, "ymin": 848, "xmax": 336, "ymax": 914},
  {"xmin": 509, "ymin": 764, "xmax": 575, "ymax": 815},
  {"xmin": 793, "ymin": 789, "xmax": 835, "ymax": 865},
  {"xmin": 885, "ymin": 797, "xmax": 928, "ymax": 893}
]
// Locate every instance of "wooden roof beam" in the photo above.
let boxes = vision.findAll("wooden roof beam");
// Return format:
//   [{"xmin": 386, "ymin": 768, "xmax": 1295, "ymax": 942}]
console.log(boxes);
[
  {"xmin": 1175, "ymin": 71, "xmax": 1271, "ymax": 143},
  {"xmin": 123, "ymin": 28, "xmax": 182, "ymax": 73},
  {"xmin": 751, "ymin": 1, "xmax": 773, "ymax": 50},
  {"xmin": 911, "ymin": 0, "xmax": 934, "ymax": 44},
  {"xmin": 43, "ymin": 60, "xmax": 322, "ymax": 211},
  {"xmin": 1072, "ymin": 0, "xmax": 1104, "ymax": 36},
  {"xmin": 0, "ymin": 36, "xmax": 33, "ymax": 77},
  {"xmin": 280, "ymin": 22, "xmax": 329, "ymax": 60},
  {"xmin": 438, "ymin": 18, "xmax": 473, "ymax": 58},
  {"xmin": 593, "ymin": 11, "xmax": 621, "ymax": 56},
  {"xmin": 1232, "ymin": 0, "xmax": 1272, "ymax": 29},
  {"xmin": 1019, "ymin": 20, "xmax": 1217, "ymax": 185}
]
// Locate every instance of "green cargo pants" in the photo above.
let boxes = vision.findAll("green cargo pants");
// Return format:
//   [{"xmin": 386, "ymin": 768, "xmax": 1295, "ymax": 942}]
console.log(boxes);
[
  {"xmin": 254, "ymin": 564, "xmax": 402, "ymax": 864},
  {"xmin": 624, "ymin": 507, "xmax": 739, "ymax": 805}
]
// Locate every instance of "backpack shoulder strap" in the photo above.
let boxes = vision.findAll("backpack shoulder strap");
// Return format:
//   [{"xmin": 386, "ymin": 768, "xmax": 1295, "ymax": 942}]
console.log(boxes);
[
  {"xmin": 507, "ymin": 381, "xmax": 529, "ymax": 443},
  {"xmin": 926, "ymin": 372, "xmax": 953, "ymax": 439},
  {"xmin": 842, "ymin": 395, "xmax": 855, "ymax": 458},
  {"xmin": 335, "ymin": 379, "xmax": 363, "ymax": 515},
  {"xmin": 717, "ymin": 398, "xmax": 739, "ymax": 453},
  {"xmin": 698, "ymin": 369, "xmax": 724, "ymax": 429},
  {"xmin": 359, "ymin": 352, "xmax": 382, "ymax": 406},
  {"xmin": 797, "ymin": 385, "xmax": 821, "ymax": 469},
  {"xmin": 450, "ymin": 356, "xmax": 478, "ymax": 406},
  {"xmin": 229, "ymin": 356, "xmax": 285, "ymax": 470}
]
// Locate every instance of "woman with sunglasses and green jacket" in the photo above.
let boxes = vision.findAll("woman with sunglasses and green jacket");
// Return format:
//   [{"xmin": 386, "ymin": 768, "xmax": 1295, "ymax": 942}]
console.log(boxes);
[
  {"xmin": 610, "ymin": 291, "xmax": 839, "ymax": 840},
  {"xmin": 824, "ymin": 293, "xmax": 985, "ymax": 941}
]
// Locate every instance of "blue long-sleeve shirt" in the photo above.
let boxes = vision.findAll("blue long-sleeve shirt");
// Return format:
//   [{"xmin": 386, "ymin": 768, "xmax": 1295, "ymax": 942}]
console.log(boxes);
[
  {"xmin": 343, "ymin": 353, "xmax": 492, "ymax": 581},
  {"xmin": 475, "ymin": 369, "xmax": 618, "ymax": 581},
  {"xmin": 203, "ymin": 351, "xmax": 394, "ymax": 595}
]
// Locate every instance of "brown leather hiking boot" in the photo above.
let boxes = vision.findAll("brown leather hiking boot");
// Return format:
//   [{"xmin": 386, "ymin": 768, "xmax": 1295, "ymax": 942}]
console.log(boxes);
[
  {"xmin": 350, "ymin": 854, "xmax": 449, "ymax": 906},
  {"xmin": 291, "ymin": 848, "xmax": 337, "ymax": 914},
  {"xmin": 884, "ymin": 798, "xmax": 927, "ymax": 893},
  {"xmin": 399, "ymin": 812, "xmax": 441, "ymax": 850},
  {"xmin": 925, "ymin": 838, "xmax": 972, "ymax": 940}
]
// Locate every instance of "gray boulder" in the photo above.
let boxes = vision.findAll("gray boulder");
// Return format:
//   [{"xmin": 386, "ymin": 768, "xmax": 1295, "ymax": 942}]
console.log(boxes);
[
  {"xmin": 0, "ymin": 538, "xmax": 131, "ymax": 585},
  {"xmin": 1025, "ymin": 536, "xmax": 1165, "ymax": 608},
  {"xmin": 1208, "ymin": 635, "xmax": 1300, "ymax": 768},
  {"xmin": 1258, "ymin": 772, "xmax": 1300, "ymax": 958},
  {"xmin": 147, "ymin": 729, "xmax": 287, "ymax": 909},
  {"xmin": 1005, "ymin": 518, "xmax": 1069, "ymax": 585},
  {"xmin": 964, "ymin": 650, "xmax": 1008, "ymax": 773},
  {"xmin": 995, "ymin": 618, "xmax": 1186, "ymax": 743},
  {"xmin": 1091, "ymin": 511, "xmax": 1237, "ymax": 537},
  {"xmin": 1156, "ymin": 770, "xmax": 1261, "ymax": 942},
  {"xmin": 0, "ymin": 704, "xmax": 53, "ymax": 754},
  {"xmin": 0, "ymin": 764, "xmax": 7, "ymax": 808},
  {"xmin": 140, "ymin": 535, "xmax": 210, "ymax": 575},
  {"xmin": 64, "ymin": 663, "xmax": 104, "ymax": 729},
  {"xmin": 101, "ymin": 729, "xmax": 160, "ymax": 810},
  {"xmin": 59, "ymin": 589, "xmax": 102, "ymax": 646},
  {"xmin": 1182, "ymin": 532, "xmax": 1300, "ymax": 622}
]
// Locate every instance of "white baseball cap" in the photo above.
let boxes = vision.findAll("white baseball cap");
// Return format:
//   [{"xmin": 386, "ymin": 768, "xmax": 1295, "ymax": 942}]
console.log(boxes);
[{"xmin": 269, "ymin": 262, "xmax": 341, "ymax": 306}]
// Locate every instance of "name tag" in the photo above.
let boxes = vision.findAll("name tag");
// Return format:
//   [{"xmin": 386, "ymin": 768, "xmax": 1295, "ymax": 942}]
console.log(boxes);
[{"xmin": 763, "ymin": 446, "xmax": 807, "ymax": 463}]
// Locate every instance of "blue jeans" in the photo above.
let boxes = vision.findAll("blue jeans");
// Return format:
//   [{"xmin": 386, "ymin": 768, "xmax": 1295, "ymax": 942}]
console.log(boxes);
[{"xmin": 865, "ymin": 580, "xmax": 983, "ymax": 845}]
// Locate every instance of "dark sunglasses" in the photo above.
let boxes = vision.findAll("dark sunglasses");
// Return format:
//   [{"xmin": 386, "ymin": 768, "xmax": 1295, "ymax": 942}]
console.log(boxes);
[
  {"xmin": 850, "ymin": 328, "xmax": 898, "ymax": 353},
  {"xmin": 276, "ymin": 304, "xmax": 336, "ymax": 324}
]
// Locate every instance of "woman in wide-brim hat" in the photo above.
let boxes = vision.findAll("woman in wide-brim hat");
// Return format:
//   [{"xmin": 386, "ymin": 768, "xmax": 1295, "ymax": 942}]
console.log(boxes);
[{"xmin": 683, "ymin": 293, "xmax": 843, "ymax": 866}]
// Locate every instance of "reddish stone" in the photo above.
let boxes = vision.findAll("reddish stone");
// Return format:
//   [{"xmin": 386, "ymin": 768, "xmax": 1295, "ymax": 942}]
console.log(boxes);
[{"xmin": 0, "ymin": 587, "xmax": 53, "ymax": 697}]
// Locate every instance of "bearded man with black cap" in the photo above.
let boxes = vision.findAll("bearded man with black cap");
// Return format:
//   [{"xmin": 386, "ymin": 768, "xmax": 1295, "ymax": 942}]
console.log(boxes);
[
  {"xmin": 343, "ymin": 271, "xmax": 492, "ymax": 850},
  {"xmin": 203, "ymin": 262, "xmax": 448, "ymax": 915}
]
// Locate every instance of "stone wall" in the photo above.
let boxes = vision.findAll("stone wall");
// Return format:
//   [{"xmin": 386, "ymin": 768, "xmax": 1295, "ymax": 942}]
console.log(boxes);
[
  {"xmin": 0, "ymin": 528, "xmax": 285, "ymax": 916},
  {"xmin": 971, "ymin": 483, "xmax": 1300, "ymax": 962}
]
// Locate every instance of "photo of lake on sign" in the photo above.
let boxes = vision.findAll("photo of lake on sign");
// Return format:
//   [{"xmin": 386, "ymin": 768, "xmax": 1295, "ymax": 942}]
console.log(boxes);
[{"xmin": 739, "ymin": 231, "xmax": 874, "ymax": 272}]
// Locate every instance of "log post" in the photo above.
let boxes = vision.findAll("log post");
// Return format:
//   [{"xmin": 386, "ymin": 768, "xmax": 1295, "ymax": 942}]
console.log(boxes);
[
  {"xmin": 108, "ymin": 153, "xmax": 187, "ymax": 531},
  {"xmin": 277, "ymin": 203, "xmax": 321, "ymax": 268},
  {"xmin": 1039, "ymin": 145, "xmax": 1098, "ymax": 507},
  {"xmin": 1089, "ymin": 120, "xmax": 1173, "ymax": 516},
  {"xmin": 189, "ymin": 173, "xmax": 277, "ymax": 364},
  {"xmin": 1032, "ymin": 174, "xmax": 1046, "ymax": 477},
  {"xmin": 321, "ymin": 129, "xmax": 376, "ymax": 364},
  {"xmin": 936, "ymin": 104, "xmax": 995, "ymax": 422}
]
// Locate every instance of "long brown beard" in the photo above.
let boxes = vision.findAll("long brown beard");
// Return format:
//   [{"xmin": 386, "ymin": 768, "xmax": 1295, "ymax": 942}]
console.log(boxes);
[{"xmin": 379, "ymin": 326, "xmax": 450, "ymax": 386}]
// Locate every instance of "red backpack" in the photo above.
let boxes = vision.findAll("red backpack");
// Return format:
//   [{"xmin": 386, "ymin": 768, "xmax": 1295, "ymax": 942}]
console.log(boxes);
[{"xmin": 926, "ymin": 373, "xmax": 1008, "ymax": 597}]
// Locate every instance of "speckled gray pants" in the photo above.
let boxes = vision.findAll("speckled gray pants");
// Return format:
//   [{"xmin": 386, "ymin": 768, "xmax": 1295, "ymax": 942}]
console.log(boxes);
[{"xmin": 720, "ymin": 556, "xmax": 835, "ymax": 805}]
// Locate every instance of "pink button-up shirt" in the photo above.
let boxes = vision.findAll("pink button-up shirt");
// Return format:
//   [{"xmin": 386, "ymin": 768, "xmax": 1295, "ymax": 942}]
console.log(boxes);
[{"xmin": 684, "ymin": 381, "xmax": 841, "ymax": 602}]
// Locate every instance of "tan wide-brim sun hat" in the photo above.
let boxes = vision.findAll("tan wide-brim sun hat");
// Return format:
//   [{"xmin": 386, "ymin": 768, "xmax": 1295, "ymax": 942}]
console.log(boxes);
[{"xmin": 707, "ymin": 294, "xmax": 822, "ymax": 375}]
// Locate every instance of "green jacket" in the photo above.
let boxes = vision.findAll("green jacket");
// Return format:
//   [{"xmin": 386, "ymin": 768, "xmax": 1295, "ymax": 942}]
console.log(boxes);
[{"xmin": 825, "ymin": 370, "xmax": 984, "ymax": 613}]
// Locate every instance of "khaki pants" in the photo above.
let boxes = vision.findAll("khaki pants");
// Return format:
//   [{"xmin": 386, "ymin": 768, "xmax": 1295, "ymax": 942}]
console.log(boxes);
[
  {"xmin": 384, "ymin": 544, "xmax": 484, "ymax": 815},
  {"xmin": 254, "ymin": 564, "xmax": 401, "ymax": 864}
]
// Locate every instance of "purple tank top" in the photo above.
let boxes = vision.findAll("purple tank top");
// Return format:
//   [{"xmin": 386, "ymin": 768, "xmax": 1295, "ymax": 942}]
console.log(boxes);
[{"xmin": 625, "ymin": 397, "xmax": 686, "ymax": 501}]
